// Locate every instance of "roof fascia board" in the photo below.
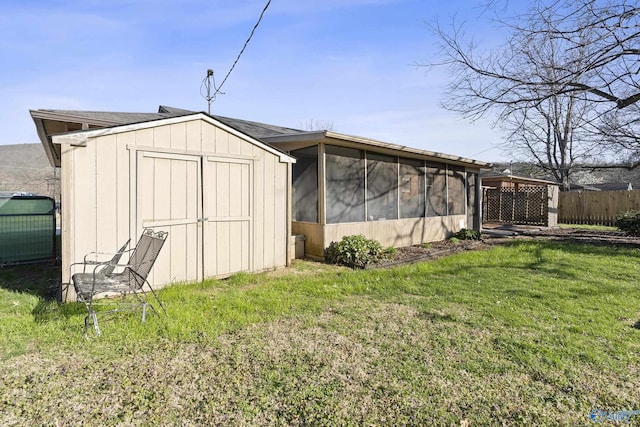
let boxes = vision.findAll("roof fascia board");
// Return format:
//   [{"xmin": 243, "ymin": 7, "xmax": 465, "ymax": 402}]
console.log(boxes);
[
  {"xmin": 29, "ymin": 109, "xmax": 121, "ymax": 127},
  {"xmin": 264, "ymin": 130, "xmax": 492, "ymax": 169},
  {"xmin": 326, "ymin": 131, "xmax": 492, "ymax": 168},
  {"xmin": 51, "ymin": 113, "xmax": 296, "ymax": 163},
  {"xmin": 484, "ymin": 175, "xmax": 559, "ymax": 186},
  {"xmin": 261, "ymin": 131, "xmax": 327, "ymax": 144}
]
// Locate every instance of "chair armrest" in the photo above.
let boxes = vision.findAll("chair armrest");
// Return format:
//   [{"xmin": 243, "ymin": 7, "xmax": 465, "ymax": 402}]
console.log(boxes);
[
  {"xmin": 72, "ymin": 245, "xmax": 134, "ymax": 274},
  {"xmin": 82, "ymin": 248, "xmax": 134, "ymax": 263},
  {"xmin": 69, "ymin": 259, "xmax": 106, "ymax": 275}
]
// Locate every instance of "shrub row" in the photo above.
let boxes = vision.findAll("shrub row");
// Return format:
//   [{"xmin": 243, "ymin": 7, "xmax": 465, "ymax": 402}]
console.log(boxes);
[
  {"xmin": 325, "ymin": 229, "xmax": 483, "ymax": 269},
  {"xmin": 615, "ymin": 210, "xmax": 640, "ymax": 236}
]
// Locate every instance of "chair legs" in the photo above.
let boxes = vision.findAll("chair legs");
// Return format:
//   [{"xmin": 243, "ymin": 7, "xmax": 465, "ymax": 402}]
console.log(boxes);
[
  {"xmin": 142, "ymin": 302, "xmax": 148, "ymax": 323},
  {"xmin": 147, "ymin": 287, "xmax": 167, "ymax": 315},
  {"xmin": 82, "ymin": 301, "xmax": 158, "ymax": 337},
  {"xmin": 84, "ymin": 311, "xmax": 101, "ymax": 336}
]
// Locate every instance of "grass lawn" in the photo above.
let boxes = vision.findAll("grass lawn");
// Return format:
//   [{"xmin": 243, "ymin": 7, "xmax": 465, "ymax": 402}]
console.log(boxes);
[
  {"xmin": 1, "ymin": 241, "xmax": 639, "ymax": 426},
  {"xmin": 558, "ymin": 223, "xmax": 618, "ymax": 232}
]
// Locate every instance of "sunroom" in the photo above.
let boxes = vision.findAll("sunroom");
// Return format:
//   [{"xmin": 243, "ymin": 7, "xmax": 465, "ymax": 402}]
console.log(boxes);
[{"xmin": 263, "ymin": 131, "xmax": 492, "ymax": 258}]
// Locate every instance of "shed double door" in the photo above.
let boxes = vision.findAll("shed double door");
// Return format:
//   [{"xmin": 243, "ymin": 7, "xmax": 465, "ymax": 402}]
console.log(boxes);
[{"xmin": 137, "ymin": 151, "xmax": 253, "ymax": 284}]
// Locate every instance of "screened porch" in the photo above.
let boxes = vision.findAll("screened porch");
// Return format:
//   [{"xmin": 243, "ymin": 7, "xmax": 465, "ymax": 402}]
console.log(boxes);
[{"xmin": 286, "ymin": 141, "xmax": 484, "ymax": 258}]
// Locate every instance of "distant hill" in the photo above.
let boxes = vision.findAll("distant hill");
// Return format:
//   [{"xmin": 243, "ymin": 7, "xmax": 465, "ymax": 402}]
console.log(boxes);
[{"xmin": 0, "ymin": 143, "xmax": 59, "ymax": 199}]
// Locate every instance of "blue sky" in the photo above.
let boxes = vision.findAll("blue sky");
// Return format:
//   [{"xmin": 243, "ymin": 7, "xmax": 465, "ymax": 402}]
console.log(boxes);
[{"xmin": 0, "ymin": 0, "xmax": 513, "ymax": 162}]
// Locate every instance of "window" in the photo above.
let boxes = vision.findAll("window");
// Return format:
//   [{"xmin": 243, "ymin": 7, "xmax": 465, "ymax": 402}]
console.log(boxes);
[
  {"xmin": 367, "ymin": 153, "xmax": 398, "ymax": 220},
  {"xmin": 447, "ymin": 166, "xmax": 466, "ymax": 215},
  {"xmin": 426, "ymin": 162, "xmax": 447, "ymax": 216},
  {"xmin": 291, "ymin": 146, "xmax": 318, "ymax": 223},
  {"xmin": 399, "ymin": 158, "xmax": 425, "ymax": 218},
  {"xmin": 325, "ymin": 145, "xmax": 365, "ymax": 223}
]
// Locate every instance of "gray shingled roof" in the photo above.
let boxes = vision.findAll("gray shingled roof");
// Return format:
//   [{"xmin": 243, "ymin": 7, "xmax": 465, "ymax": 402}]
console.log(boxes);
[
  {"xmin": 32, "ymin": 109, "xmax": 187, "ymax": 126},
  {"xmin": 212, "ymin": 115, "xmax": 305, "ymax": 138},
  {"xmin": 33, "ymin": 106, "xmax": 307, "ymax": 140},
  {"xmin": 159, "ymin": 106, "xmax": 306, "ymax": 138}
]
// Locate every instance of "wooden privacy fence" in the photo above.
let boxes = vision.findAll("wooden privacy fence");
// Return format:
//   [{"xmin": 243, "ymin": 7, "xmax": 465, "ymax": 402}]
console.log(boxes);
[
  {"xmin": 558, "ymin": 190, "xmax": 640, "ymax": 225},
  {"xmin": 483, "ymin": 186, "xmax": 548, "ymax": 226}
]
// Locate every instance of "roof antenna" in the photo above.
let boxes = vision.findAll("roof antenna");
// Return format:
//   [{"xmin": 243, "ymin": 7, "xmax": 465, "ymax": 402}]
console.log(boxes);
[{"xmin": 200, "ymin": 69, "xmax": 215, "ymax": 114}]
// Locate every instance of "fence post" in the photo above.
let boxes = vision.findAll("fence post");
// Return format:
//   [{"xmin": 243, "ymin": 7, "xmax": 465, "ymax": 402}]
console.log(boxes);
[{"xmin": 548, "ymin": 186, "xmax": 558, "ymax": 227}]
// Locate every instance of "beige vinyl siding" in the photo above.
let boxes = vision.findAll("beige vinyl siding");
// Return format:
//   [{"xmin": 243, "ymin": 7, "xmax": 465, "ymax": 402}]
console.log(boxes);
[
  {"xmin": 291, "ymin": 222, "xmax": 324, "ymax": 259},
  {"xmin": 293, "ymin": 215, "xmax": 466, "ymax": 260},
  {"xmin": 253, "ymin": 149, "xmax": 266, "ymax": 271},
  {"xmin": 263, "ymin": 153, "xmax": 276, "ymax": 269},
  {"xmin": 61, "ymin": 117, "xmax": 291, "ymax": 300},
  {"xmin": 324, "ymin": 216, "xmax": 466, "ymax": 250}
]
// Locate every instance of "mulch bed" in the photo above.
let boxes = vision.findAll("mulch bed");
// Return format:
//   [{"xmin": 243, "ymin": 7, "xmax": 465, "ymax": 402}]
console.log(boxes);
[{"xmin": 378, "ymin": 239, "xmax": 488, "ymax": 268}]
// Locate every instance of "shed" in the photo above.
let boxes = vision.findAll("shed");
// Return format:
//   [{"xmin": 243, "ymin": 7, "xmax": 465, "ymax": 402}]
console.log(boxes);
[
  {"xmin": 481, "ymin": 172, "xmax": 559, "ymax": 227},
  {"xmin": 31, "ymin": 109, "xmax": 295, "ymax": 301}
]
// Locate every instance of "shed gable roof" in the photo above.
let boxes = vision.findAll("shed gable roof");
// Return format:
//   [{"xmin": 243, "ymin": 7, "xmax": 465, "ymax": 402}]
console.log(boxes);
[
  {"xmin": 49, "ymin": 113, "xmax": 296, "ymax": 164},
  {"xmin": 481, "ymin": 171, "xmax": 559, "ymax": 186},
  {"xmin": 30, "ymin": 107, "xmax": 298, "ymax": 166}
]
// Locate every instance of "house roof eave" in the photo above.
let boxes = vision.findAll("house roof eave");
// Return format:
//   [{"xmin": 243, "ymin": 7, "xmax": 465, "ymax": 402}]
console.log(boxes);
[
  {"xmin": 262, "ymin": 130, "xmax": 493, "ymax": 169},
  {"xmin": 29, "ymin": 111, "xmax": 60, "ymax": 168},
  {"xmin": 482, "ymin": 174, "xmax": 560, "ymax": 186}
]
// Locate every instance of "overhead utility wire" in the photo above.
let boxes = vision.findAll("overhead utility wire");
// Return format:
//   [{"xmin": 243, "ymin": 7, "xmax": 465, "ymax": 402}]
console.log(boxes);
[{"xmin": 213, "ymin": 0, "xmax": 272, "ymax": 98}]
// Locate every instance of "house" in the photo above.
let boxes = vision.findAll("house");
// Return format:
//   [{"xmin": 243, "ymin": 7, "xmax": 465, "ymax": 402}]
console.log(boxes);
[
  {"xmin": 566, "ymin": 182, "xmax": 633, "ymax": 192},
  {"xmin": 31, "ymin": 106, "xmax": 491, "ymax": 300}
]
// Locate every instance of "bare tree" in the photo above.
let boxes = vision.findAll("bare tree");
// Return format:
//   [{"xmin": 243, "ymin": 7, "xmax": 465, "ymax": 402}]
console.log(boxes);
[
  {"xmin": 426, "ymin": 0, "xmax": 640, "ymax": 182},
  {"xmin": 300, "ymin": 119, "xmax": 334, "ymax": 131},
  {"xmin": 549, "ymin": 0, "xmax": 640, "ymax": 109}
]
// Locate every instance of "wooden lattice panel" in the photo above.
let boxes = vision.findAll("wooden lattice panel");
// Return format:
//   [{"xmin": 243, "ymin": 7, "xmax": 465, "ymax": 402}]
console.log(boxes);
[
  {"xmin": 483, "ymin": 189, "xmax": 502, "ymax": 222},
  {"xmin": 483, "ymin": 186, "xmax": 548, "ymax": 226}
]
